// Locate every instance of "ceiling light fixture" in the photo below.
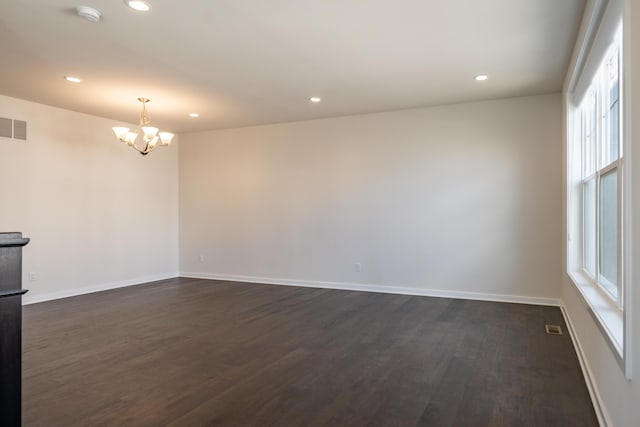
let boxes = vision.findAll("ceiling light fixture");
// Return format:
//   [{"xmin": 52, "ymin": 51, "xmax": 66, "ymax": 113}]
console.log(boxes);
[
  {"xmin": 76, "ymin": 6, "xmax": 101, "ymax": 22},
  {"xmin": 309, "ymin": 97, "xmax": 322, "ymax": 103},
  {"xmin": 64, "ymin": 76, "xmax": 82, "ymax": 83},
  {"xmin": 474, "ymin": 74, "xmax": 489, "ymax": 81},
  {"xmin": 112, "ymin": 98, "xmax": 174, "ymax": 156},
  {"xmin": 125, "ymin": 0, "xmax": 151, "ymax": 12},
  {"xmin": 188, "ymin": 113, "xmax": 199, "ymax": 118}
]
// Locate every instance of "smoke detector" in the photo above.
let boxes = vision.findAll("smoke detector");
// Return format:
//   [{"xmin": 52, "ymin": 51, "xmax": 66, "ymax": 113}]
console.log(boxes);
[{"xmin": 76, "ymin": 6, "xmax": 102, "ymax": 22}]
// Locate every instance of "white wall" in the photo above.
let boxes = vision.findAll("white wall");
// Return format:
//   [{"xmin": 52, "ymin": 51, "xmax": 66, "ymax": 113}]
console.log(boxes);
[
  {"xmin": 0, "ymin": 95, "xmax": 179, "ymax": 303},
  {"xmin": 561, "ymin": 1, "xmax": 640, "ymax": 426},
  {"xmin": 179, "ymin": 94, "xmax": 562, "ymax": 304}
]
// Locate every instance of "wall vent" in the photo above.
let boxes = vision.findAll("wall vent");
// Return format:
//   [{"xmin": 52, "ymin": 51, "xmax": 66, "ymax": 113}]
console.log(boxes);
[
  {"xmin": 545, "ymin": 324, "xmax": 563, "ymax": 335},
  {"xmin": 0, "ymin": 117, "xmax": 27, "ymax": 141},
  {"xmin": 0, "ymin": 117, "xmax": 11, "ymax": 138}
]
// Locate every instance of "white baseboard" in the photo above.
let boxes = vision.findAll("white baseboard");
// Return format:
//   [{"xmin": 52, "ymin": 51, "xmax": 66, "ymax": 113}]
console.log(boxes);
[
  {"xmin": 560, "ymin": 304, "xmax": 611, "ymax": 427},
  {"xmin": 179, "ymin": 271, "xmax": 561, "ymax": 306},
  {"xmin": 22, "ymin": 272, "xmax": 179, "ymax": 305}
]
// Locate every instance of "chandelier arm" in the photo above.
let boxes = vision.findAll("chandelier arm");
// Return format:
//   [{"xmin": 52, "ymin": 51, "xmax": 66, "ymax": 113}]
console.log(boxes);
[
  {"xmin": 126, "ymin": 136, "xmax": 146, "ymax": 155},
  {"xmin": 141, "ymin": 136, "xmax": 155, "ymax": 155},
  {"xmin": 132, "ymin": 143, "xmax": 150, "ymax": 156}
]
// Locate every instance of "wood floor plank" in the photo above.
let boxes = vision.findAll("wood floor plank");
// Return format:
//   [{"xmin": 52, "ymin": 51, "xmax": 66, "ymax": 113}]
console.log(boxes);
[{"xmin": 22, "ymin": 278, "xmax": 598, "ymax": 426}]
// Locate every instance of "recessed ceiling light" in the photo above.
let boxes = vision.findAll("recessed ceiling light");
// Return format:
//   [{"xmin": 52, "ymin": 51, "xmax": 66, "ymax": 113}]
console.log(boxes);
[
  {"xmin": 125, "ymin": 0, "xmax": 151, "ymax": 12},
  {"xmin": 309, "ymin": 97, "xmax": 321, "ymax": 103},
  {"xmin": 474, "ymin": 74, "xmax": 489, "ymax": 81},
  {"xmin": 64, "ymin": 76, "xmax": 82, "ymax": 83},
  {"xmin": 188, "ymin": 113, "xmax": 199, "ymax": 118}
]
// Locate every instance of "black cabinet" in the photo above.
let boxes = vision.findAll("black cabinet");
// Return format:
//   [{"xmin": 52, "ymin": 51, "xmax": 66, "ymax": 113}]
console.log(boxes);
[{"xmin": 0, "ymin": 232, "xmax": 29, "ymax": 427}]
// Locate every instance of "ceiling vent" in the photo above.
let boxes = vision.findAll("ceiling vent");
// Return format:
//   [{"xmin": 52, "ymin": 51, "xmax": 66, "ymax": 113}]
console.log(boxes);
[{"xmin": 0, "ymin": 117, "xmax": 27, "ymax": 141}]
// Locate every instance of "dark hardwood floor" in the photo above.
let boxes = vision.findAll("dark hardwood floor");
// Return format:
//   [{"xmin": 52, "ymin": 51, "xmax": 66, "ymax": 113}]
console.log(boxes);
[{"xmin": 22, "ymin": 278, "xmax": 597, "ymax": 426}]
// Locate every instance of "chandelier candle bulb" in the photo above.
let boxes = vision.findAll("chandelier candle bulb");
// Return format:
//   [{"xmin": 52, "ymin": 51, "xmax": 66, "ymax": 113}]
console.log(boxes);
[
  {"xmin": 142, "ymin": 126, "xmax": 159, "ymax": 139},
  {"xmin": 159, "ymin": 132, "xmax": 175, "ymax": 145},
  {"xmin": 112, "ymin": 127, "xmax": 130, "ymax": 140},
  {"xmin": 124, "ymin": 132, "xmax": 138, "ymax": 145}
]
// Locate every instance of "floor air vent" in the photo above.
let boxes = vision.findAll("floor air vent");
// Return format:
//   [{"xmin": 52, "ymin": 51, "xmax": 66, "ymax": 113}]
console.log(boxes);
[
  {"xmin": 545, "ymin": 324, "xmax": 563, "ymax": 335},
  {"xmin": 0, "ymin": 117, "xmax": 27, "ymax": 141}
]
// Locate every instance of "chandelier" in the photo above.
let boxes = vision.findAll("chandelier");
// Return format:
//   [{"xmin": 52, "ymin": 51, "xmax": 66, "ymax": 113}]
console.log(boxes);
[{"xmin": 112, "ymin": 98, "xmax": 174, "ymax": 156}]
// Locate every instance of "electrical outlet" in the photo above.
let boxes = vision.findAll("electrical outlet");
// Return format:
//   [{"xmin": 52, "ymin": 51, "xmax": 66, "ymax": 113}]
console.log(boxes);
[
  {"xmin": 28, "ymin": 272, "xmax": 37, "ymax": 281},
  {"xmin": 355, "ymin": 263, "xmax": 362, "ymax": 273},
  {"xmin": 198, "ymin": 255, "xmax": 205, "ymax": 263}
]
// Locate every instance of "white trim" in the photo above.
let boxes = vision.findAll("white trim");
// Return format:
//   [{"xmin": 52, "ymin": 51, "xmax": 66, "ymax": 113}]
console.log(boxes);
[
  {"xmin": 621, "ymin": 0, "xmax": 633, "ymax": 379},
  {"xmin": 179, "ymin": 272, "xmax": 561, "ymax": 307},
  {"xmin": 564, "ymin": 0, "xmax": 608, "ymax": 95},
  {"xmin": 22, "ymin": 272, "xmax": 180, "ymax": 305},
  {"xmin": 569, "ymin": 272, "xmax": 624, "ymax": 363},
  {"xmin": 561, "ymin": 303, "xmax": 613, "ymax": 427},
  {"xmin": 570, "ymin": 0, "xmax": 623, "ymax": 105}
]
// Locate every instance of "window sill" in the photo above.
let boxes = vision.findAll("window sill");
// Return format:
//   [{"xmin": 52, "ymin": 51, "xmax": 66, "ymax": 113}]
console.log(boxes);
[{"xmin": 568, "ymin": 271, "xmax": 624, "ymax": 364}]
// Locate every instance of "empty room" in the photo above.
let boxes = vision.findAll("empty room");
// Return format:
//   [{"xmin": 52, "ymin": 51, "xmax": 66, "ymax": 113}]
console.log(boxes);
[{"xmin": 0, "ymin": 0, "xmax": 638, "ymax": 426}]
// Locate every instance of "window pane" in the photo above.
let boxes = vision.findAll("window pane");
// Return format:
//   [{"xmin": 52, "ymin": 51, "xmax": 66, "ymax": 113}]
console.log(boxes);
[
  {"xmin": 608, "ymin": 79, "xmax": 619, "ymax": 161},
  {"xmin": 601, "ymin": 45, "xmax": 620, "ymax": 167},
  {"xmin": 583, "ymin": 178, "xmax": 596, "ymax": 276},
  {"xmin": 599, "ymin": 169, "xmax": 618, "ymax": 297},
  {"xmin": 583, "ymin": 90, "xmax": 596, "ymax": 178}
]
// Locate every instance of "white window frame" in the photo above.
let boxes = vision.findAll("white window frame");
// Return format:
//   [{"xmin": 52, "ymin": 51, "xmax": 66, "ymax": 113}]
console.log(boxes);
[
  {"xmin": 579, "ymin": 38, "xmax": 623, "ymax": 309},
  {"xmin": 566, "ymin": 18, "xmax": 630, "ymax": 377}
]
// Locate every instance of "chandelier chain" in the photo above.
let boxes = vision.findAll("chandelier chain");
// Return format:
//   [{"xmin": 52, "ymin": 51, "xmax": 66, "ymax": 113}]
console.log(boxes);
[{"xmin": 138, "ymin": 98, "xmax": 151, "ymax": 126}]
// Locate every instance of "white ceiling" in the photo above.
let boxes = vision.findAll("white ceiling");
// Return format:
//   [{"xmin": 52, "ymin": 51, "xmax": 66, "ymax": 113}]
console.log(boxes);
[{"xmin": 0, "ymin": 0, "xmax": 585, "ymax": 133}]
